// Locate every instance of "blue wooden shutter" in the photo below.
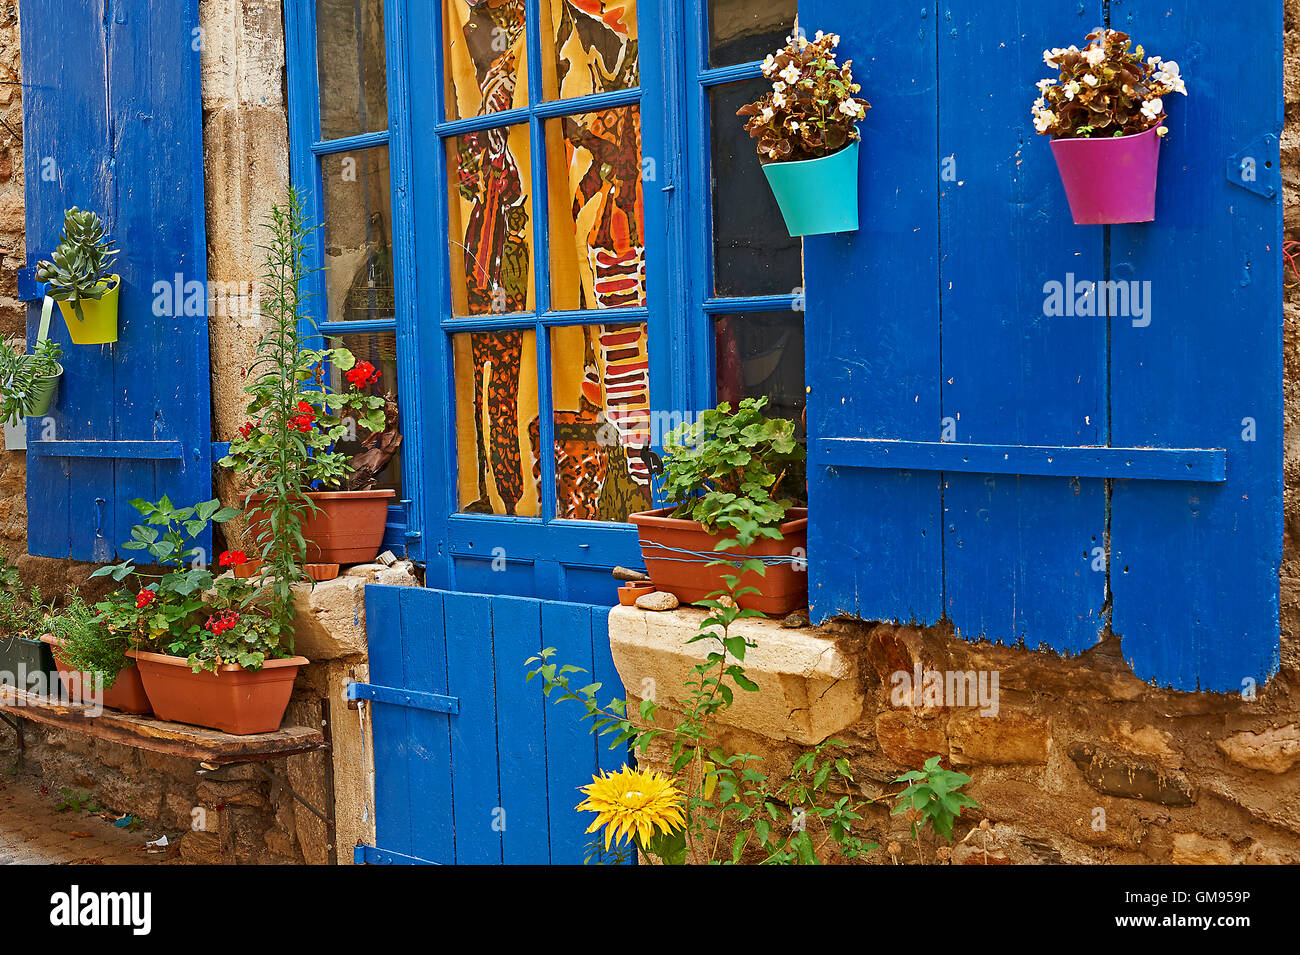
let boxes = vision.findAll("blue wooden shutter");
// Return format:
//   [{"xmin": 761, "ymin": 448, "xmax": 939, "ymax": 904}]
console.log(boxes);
[
  {"xmin": 803, "ymin": 1, "xmax": 1281, "ymax": 692},
  {"xmin": 19, "ymin": 0, "xmax": 211, "ymax": 562}
]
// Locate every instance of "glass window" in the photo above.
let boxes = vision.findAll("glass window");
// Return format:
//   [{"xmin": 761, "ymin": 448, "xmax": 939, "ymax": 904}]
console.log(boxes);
[
  {"xmin": 546, "ymin": 106, "xmax": 647, "ymax": 311},
  {"xmin": 316, "ymin": 0, "xmax": 388, "ymax": 139},
  {"xmin": 320, "ymin": 146, "xmax": 395, "ymax": 324},
  {"xmin": 709, "ymin": 78, "xmax": 802, "ymax": 298},
  {"xmin": 453, "ymin": 330, "xmax": 542, "ymax": 517},
  {"xmin": 443, "ymin": 0, "xmax": 529, "ymax": 121},
  {"xmin": 707, "ymin": 0, "xmax": 796, "ymax": 69},
  {"xmin": 714, "ymin": 311, "xmax": 805, "ymax": 437},
  {"xmin": 550, "ymin": 323, "xmax": 651, "ymax": 521},
  {"xmin": 327, "ymin": 331, "xmax": 403, "ymax": 496},
  {"xmin": 541, "ymin": 0, "xmax": 640, "ymax": 100},
  {"xmin": 446, "ymin": 127, "xmax": 535, "ymax": 316}
]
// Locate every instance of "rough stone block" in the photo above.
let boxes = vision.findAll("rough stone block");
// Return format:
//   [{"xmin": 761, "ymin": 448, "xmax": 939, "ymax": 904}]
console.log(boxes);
[
  {"xmin": 290, "ymin": 562, "xmax": 417, "ymax": 660},
  {"xmin": 875, "ymin": 710, "xmax": 949, "ymax": 767},
  {"xmin": 948, "ymin": 711, "xmax": 1049, "ymax": 766},
  {"xmin": 1216, "ymin": 724, "xmax": 1300, "ymax": 774},
  {"xmin": 608, "ymin": 606, "xmax": 863, "ymax": 745},
  {"xmin": 1069, "ymin": 742, "xmax": 1197, "ymax": 807},
  {"xmin": 1171, "ymin": 832, "xmax": 1236, "ymax": 865}
]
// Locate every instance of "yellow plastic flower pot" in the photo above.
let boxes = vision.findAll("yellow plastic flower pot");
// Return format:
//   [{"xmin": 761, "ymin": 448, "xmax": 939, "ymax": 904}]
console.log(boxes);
[{"xmin": 56, "ymin": 274, "xmax": 120, "ymax": 345}]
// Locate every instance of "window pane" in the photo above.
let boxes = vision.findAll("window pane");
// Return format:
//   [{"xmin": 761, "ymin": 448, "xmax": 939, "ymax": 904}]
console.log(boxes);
[
  {"xmin": 453, "ymin": 330, "xmax": 541, "ymax": 517},
  {"xmin": 547, "ymin": 106, "xmax": 646, "ymax": 311},
  {"xmin": 320, "ymin": 147, "xmax": 395, "ymax": 324},
  {"xmin": 326, "ymin": 331, "xmax": 402, "ymax": 497},
  {"xmin": 316, "ymin": 0, "xmax": 388, "ymax": 140},
  {"xmin": 443, "ymin": 0, "xmax": 528, "ymax": 121},
  {"xmin": 550, "ymin": 323, "xmax": 651, "ymax": 521},
  {"xmin": 714, "ymin": 312, "xmax": 805, "ymax": 437},
  {"xmin": 710, "ymin": 79, "xmax": 802, "ymax": 298},
  {"xmin": 541, "ymin": 0, "xmax": 639, "ymax": 100},
  {"xmin": 707, "ymin": 0, "xmax": 796, "ymax": 68},
  {"xmin": 447, "ymin": 126, "xmax": 535, "ymax": 316}
]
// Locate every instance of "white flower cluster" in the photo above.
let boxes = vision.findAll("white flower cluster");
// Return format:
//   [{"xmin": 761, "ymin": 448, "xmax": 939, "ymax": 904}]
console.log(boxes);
[{"xmin": 759, "ymin": 31, "xmax": 865, "ymax": 125}]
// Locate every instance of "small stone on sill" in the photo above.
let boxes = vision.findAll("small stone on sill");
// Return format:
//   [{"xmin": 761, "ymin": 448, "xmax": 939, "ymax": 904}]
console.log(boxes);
[{"xmin": 634, "ymin": 591, "xmax": 679, "ymax": 611}]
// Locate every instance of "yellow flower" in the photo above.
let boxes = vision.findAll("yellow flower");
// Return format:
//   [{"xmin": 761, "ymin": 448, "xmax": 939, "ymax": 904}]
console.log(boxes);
[{"xmin": 577, "ymin": 766, "xmax": 686, "ymax": 851}]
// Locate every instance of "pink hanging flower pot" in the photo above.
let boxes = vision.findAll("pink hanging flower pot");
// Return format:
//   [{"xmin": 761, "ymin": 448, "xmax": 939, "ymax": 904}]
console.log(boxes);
[{"xmin": 1050, "ymin": 125, "xmax": 1162, "ymax": 225}]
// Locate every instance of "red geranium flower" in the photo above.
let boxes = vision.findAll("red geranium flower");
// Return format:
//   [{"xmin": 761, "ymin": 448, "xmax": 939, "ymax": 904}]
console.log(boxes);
[
  {"xmin": 204, "ymin": 610, "xmax": 241, "ymax": 636},
  {"xmin": 345, "ymin": 361, "xmax": 380, "ymax": 388},
  {"xmin": 290, "ymin": 400, "xmax": 316, "ymax": 434},
  {"xmin": 136, "ymin": 589, "xmax": 156, "ymax": 610},
  {"xmin": 218, "ymin": 550, "xmax": 247, "ymax": 567},
  {"xmin": 238, "ymin": 421, "xmax": 255, "ymax": 439}
]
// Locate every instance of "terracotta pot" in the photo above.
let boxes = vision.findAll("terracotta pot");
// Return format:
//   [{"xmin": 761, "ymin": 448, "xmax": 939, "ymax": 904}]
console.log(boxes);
[
  {"xmin": 249, "ymin": 489, "xmax": 395, "ymax": 565},
  {"xmin": 127, "ymin": 650, "xmax": 308, "ymax": 735},
  {"xmin": 232, "ymin": 558, "xmax": 263, "ymax": 580},
  {"xmin": 628, "ymin": 507, "xmax": 809, "ymax": 616},
  {"xmin": 305, "ymin": 563, "xmax": 340, "ymax": 582},
  {"xmin": 41, "ymin": 636, "xmax": 152, "ymax": 715},
  {"xmin": 617, "ymin": 583, "xmax": 656, "ymax": 606}
]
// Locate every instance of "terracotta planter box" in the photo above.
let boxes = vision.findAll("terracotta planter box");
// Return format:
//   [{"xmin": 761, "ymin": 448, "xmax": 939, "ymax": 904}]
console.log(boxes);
[
  {"xmin": 628, "ymin": 507, "xmax": 808, "ymax": 616},
  {"xmin": 128, "ymin": 650, "xmax": 309, "ymax": 735},
  {"xmin": 41, "ymin": 636, "xmax": 152, "ymax": 714},
  {"xmin": 250, "ymin": 489, "xmax": 395, "ymax": 565}
]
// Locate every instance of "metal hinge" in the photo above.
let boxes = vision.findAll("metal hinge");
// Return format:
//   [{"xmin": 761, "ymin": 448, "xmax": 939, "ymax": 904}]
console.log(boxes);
[
  {"xmin": 1226, "ymin": 134, "xmax": 1279, "ymax": 199},
  {"xmin": 346, "ymin": 681, "xmax": 458, "ymax": 715}
]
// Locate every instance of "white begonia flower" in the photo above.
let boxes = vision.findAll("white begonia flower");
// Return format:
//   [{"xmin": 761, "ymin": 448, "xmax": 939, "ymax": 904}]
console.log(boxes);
[
  {"xmin": 1033, "ymin": 109, "xmax": 1056, "ymax": 133},
  {"xmin": 815, "ymin": 30, "xmax": 824, "ymax": 40},
  {"xmin": 773, "ymin": 81, "xmax": 786, "ymax": 92},
  {"xmin": 1043, "ymin": 49, "xmax": 1059, "ymax": 68},
  {"xmin": 830, "ymin": 33, "xmax": 840, "ymax": 46},
  {"xmin": 1082, "ymin": 73, "xmax": 1099, "ymax": 86},
  {"xmin": 762, "ymin": 54, "xmax": 778, "ymax": 76},
  {"xmin": 761, "ymin": 106, "xmax": 775, "ymax": 122},
  {"xmin": 772, "ymin": 92, "xmax": 787, "ymax": 108},
  {"xmin": 1033, "ymin": 96, "xmax": 1046, "ymax": 110},
  {"xmin": 1140, "ymin": 96, "xmax": 1163, "ymax": 121},
  {"xmin": 1037, "ymin": 78, "xmax": 1054, "ymax": 92},
  {"xmin": 779, "ymin": 63, "xmax": 801, "ymax": 85},
  {"xmin": 838, "ymin": 98, "xmax": 859, "ymax": 116},
  {"xmin": 1066, "ymin": 80, "xmax": 1081, "ymax": 100},
  {"xmin": 1085, "ymin": 45, "xmax": 1106, "ymax": 67},
  {"xmin": 789, "ymin": 120, "xmax": 800, "ymax": 132}
]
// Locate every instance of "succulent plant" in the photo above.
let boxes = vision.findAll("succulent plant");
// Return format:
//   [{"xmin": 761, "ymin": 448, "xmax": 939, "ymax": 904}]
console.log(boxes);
[
  {"xmin": 0, "ymin": 336, "xmax": 62, "ymax": 427},
  {"xmin": 34, "ymin": 207, "xmax": 119, "ymax": 322}
]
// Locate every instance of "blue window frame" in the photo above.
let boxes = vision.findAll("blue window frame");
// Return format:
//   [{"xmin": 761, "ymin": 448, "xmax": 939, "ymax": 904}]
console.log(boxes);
[{"xmin": 286, "ymin": 0, "xmax": 805, "ymax": 600}]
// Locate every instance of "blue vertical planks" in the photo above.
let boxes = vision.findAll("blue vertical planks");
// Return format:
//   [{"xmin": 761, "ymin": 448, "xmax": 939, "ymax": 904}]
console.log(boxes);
[
  {"xmin": 939, "ymin": 3, "xmax": 1108, "ymax": 652},
  {"xmin": 19, "ymin": 0, "xmax": 211, "ymax": 561},
  {"xmin": 803, "ymin": 1, "xmax": 943, "ymax": 627},
  {"xmin": 1108, "ymin": 0, "xmax": 1282, "ymax": 690}
]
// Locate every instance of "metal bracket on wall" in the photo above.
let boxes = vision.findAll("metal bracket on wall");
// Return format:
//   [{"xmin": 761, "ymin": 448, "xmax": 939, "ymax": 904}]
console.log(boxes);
[{"xmin": 1226, "ymin": 134, "xmax": 1280, "ymax": 199}]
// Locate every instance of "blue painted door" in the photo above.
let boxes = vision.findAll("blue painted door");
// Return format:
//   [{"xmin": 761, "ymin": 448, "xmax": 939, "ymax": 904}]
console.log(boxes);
[
  {"xmin": 802, "ymin": 1, "xmax": 1282, "ymax": 692},
  {"xmin": 354, "ymin": 585, "xmax": 630, "ymax": 865},
  {"xmin": 19, "ymin": 0, "xmax": 212, "ymax": 561}
]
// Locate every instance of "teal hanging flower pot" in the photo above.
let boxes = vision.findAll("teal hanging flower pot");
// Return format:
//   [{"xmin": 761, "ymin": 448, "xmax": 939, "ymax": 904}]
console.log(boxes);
[{"xmin": 761, "ymin": 140, "xmax": 861, "ymax": 237}]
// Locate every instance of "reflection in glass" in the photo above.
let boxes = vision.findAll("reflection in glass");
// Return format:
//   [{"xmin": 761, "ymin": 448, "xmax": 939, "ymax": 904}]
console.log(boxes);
[
  {"xmin": 707, "ymin": 0, "xmax": 797, "ymax": 68},
  {"xmin": 447, "ymin": 127, "xmax": 534, "ymax": 316},
  {"xmin": 454, "ymin": 330, "xmax": 541, "ymax": 517},
  {"xmin": 316, "ymin": 0, "xmax": 388, "ymax": 139},
  {"xmin": 550, "ymin": 323, "xmax": 651, "ymax": 521},
  {"xmin": 321, "ymin": 147, "xmax": 395, "ymax": 324},
  {"xmin": 541, "ymin": 0, "xmax": 639, "ymax": 100},
  {"xmin": 714, "ymin": 312, "xmax": 805, "ymax": 437},
  {"xmin": 710, "ymin": 79, "xmax": 802, "ymax": 297},
  {"xmin": 326, "ymin": 331, "xmax": 403, "ymax": 496},
  {"xmin": 443, "ymin": 0, "xmax": 529, "ymax": 121},
  {"xmin": 547, "ymin": 106, "xmax": 646, "ymax": 311}
]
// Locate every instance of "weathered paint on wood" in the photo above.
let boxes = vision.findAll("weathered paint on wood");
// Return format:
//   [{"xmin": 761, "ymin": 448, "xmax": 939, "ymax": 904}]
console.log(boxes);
[
  {"xmin": 804, "ymin": 2, "xmax": 1281, "ymax": 690},
  {"xmin": 360, "ymin": 585, "xmax": 631, "ymax": 865},
  {"xmin": 19, "ymin": 0, "xmax": 211, "ymax": 562}
]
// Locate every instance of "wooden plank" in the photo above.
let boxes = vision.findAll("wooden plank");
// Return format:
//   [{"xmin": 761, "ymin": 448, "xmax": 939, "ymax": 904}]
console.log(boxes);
[
  {"xmin": 443, "ymin": 592, "xmax": 503, "ymax": 864},
  {"xmin": 26, "ymin": 441, "xmax": 185, "ymax": 460},
  {"xmin": 0, "ymin": 687, "xmax": 323, "ymax": 764},
  {"xmin": 816, "ymin": 439, "xmax": 1226, "ymax": 482},
  {"xmin": 1109, "ymin": 1, "xmax": 1283, "ymax": 689},
  {"xmin": 395, "ymin": 586, "xmax": 455, "ymax": 864},
  {"xmin": 802, "ymin": 1, "xmax": 943, "ymax": 627},
  {"xmin": 490, "ymin": 595, "xmax": 552, "ymax": 864},
  {"xmin": 590, "ymin": 606, "xmax": 631, "ymax": 789},
  {"xmin": 939, "ymin": 1, "xmax": 1107, "ymax": 654},
  {"xmin": 363, "ymin": 585, "xmax": 417, "ymax": 862},
  {"xmin": 541, "ymin": 600, "xmax": 599, "ymax": 864}
]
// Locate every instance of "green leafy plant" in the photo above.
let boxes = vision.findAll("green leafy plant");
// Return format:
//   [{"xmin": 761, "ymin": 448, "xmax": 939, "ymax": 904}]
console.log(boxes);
[
  {"xmin": 0, "ymin": 337, "xmax": 61, "ymax": 427},
  {"xmin": 57, "ymin": 788, "xmax": 102, "ymax": 814},
  {"xmin": 46, "ymin": 589, "xmax": 131, "ymax": 690},
  {"xmin": 0, "ymin": 585, "xmax": 52, "ymax": 642},
  {"xmin": 891, "ymin": 756, "xmax": 980, "ymax": 857},
  {"xmin": 1032, "ymin": 29, "xmax": 1187, "ymax": 139},
  {"xmin": 217, "ymin": 190, "xmax": 396, "ymax": 625},
  {"xmin": 737, "ymin": 31, "xmax": 870, "ymax": 163},
  {"xmin": 528, "ymin": 542, "xmax": 875, "ymax": 865},
  {"xmin": 660, "ymin": 397, "xmax": 805, "ymax": 547},
  {"xmin": 0, "ymin": 556, "xmax": 20, "ymax": 594},
  {"xmin": 34, "ymin": 208, "xmax": 119, "ymax": 321}
]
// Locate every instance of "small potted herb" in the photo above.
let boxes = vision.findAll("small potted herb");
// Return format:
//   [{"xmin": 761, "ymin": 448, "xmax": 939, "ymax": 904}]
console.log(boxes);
[
  {"xmin": 41, "ymin": 590, "xmax": 151, "ymax": 713},
  {"xmin": 629, "ymin": 397, "xmax": 808, "ymax": 615},
  {"xmin": 737, "ymin": 31, "xmax": 870, "ymax": 237},
  {"xmin": 0, "ymin": 335, "xmax": 62, "ymax": 424},
  {"xmin": 220, "ymin": 192, "xmax": 400, "ymax": 576},
  {"xmin": 35, "ymin": 207, "xmax": 121, "ymax": 344},
  {"xmin": 93, "ymin": 496, "xmax": 308, "ymax": 735},
  {"xmin": 0, "ymin": 583, "xmax": 58, "ymax": 694},
  {"xmin": 1032, "ymin": 29, "xmax": 1188, "ymax": 224}
]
